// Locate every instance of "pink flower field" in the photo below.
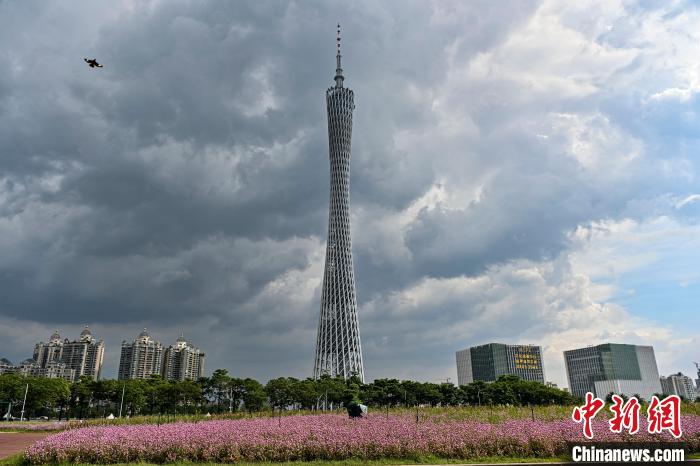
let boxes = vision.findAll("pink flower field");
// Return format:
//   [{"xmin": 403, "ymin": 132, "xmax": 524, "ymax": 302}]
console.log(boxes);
[{"xmin": 25, "ymin": 414, "xmax": 700, "ymax": 464}]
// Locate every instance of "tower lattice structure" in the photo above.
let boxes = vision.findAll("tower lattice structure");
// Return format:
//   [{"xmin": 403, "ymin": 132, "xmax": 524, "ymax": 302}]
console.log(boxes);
[{"xmin": 313, "ymin": 25, "xmax": 364, "ymax": 382}]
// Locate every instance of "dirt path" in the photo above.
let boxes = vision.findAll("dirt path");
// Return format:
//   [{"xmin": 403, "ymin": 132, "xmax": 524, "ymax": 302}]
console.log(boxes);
[{"xmin": 0, "ymin": 432, "xmax": 50, "ymax": 460}]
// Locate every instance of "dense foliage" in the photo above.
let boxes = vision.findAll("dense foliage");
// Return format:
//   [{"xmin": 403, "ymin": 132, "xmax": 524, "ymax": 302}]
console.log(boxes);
[{"xmin": 0, "ymin": 370, "xmax": 575, "ymax": 420}]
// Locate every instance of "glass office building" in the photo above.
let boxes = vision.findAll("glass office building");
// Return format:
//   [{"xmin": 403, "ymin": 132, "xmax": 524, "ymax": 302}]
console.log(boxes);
[
  {"xmin": 564, "ymin": 343, "xmax": 662, "ymax": 400},
  {"xmin": 456, "ymin": 343, "xmax": 544, "ymax": 385}
]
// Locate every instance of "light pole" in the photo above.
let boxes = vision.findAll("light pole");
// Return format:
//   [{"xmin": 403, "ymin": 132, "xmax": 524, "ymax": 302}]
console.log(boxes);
[
  {"xmin": 118, "ymin": 385, "xmax": 125, "ymax": 418},
  {"xmin": 20, "ymin": 384, "xmax": 28, "ymax": 421}
]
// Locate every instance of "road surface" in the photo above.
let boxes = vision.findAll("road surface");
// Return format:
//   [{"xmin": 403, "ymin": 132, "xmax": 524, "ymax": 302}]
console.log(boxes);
[{"xmin": 0, "ymin": 432, "xmax": 50, "ymax": 460}]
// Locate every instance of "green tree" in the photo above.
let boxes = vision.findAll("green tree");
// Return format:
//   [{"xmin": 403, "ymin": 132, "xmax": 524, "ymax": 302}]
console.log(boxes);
[
  {"xmin": 265, "ymin": 377, "xmax": 297, "ymax": 410},
  {"xmin": 438, "ymin": 382, "xmax": 459, "ymax": 406},
  {"xmin": 70, "ymin": 376, "xmax": 95, "ymax": 418},
  {"xmin": 121, "ymin": 379, "xmax": 147, "ymax": 416},
  {"xmin": 207, "ymin": 369, "xmax": 232, "ymax": 413},
  {"xmin": 242, "ymin": 378, "xmax": 266, "ymax": 412},
  {"xmin": 0, "ymin": 373, "xmax": 27, "ymax": 417},
  {"xmin": 294, "ymin": 378, "xmax": 318, "ymax": 409}
]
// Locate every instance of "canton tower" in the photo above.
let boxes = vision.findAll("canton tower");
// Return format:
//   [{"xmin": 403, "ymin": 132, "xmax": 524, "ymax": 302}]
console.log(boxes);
[{"xmin": 313, "ymin": 25, "xmax": 364, "ymax": 382}]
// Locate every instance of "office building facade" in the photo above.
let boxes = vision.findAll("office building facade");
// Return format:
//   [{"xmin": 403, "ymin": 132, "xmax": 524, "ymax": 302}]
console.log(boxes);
[
  {"xmin": 456, "ymin": 343, "xmax": 545, "ymax": 385},
  {"xmin": 162, "ymin": 334, "xmax": 205, "ymax": 381},
  {"xmin": 118, "ymin": 329, "xmax": 164, "ymax": 380},
  {"xmin": 661, "ymin": 372, "xmax": 697, "ymax": 401},
  {"xmin": 564, "ymin": 343, "xmax": 662, "ymax": 400}
]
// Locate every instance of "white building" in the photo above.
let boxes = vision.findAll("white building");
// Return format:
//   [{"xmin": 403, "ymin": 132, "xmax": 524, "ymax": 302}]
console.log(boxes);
[
  {"xmin": 661, "ymin": 372, "xmax": 697, "ymax": 401},
  {"xmin": 33, "ymin": 331, "xmax": 64, "ymax": 367},
  {"xmin": 162, "ymin": 334, "xmax": 205, "ymax": 381},
  {"xmin": 20, "ymin": 329, "xmax": 104, "ymax": 381},
  {"xmin": 34, "ymin": 362, "xmax": 76, "ymax": 381},
  {"xmin": 455, "ymin": 348, "xmax": 473, "ymax": 385},
  {"xmin": 0, "ymin": 358, "xmax": 13, "ymax": 375},
  {"xmin": 118, "ymin": 329, "xmax": 164, "ymax": 380},
  {"xmin": 60, "ymin": 327, "xmax": 105, "ymax": 380}
]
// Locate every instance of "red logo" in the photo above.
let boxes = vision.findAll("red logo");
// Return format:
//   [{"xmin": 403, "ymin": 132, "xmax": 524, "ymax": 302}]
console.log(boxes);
[
  {"xmin": 572, "ymin": 392, "xmax": 605, "ymax": 439},
  {"xmin": 647, "ymin": 394, "xmax": 682, "ymax": 438},
  {"xmin": 573, "ymin": 393, "xmax": 683, "ymax": 439},
  {"xmin": 608, "ymin": 394, "xmax": 640, "ymax": 434}
]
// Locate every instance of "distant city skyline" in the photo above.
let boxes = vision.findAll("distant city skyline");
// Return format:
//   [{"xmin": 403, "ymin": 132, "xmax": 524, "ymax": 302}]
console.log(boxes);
[
  {"xmin": 0, "ymin": 2, "xmax": 699, "ymax": 388},
  {"xmin": 3, "ymin": 330, "xmax": 697, "ymax": 398},
  {"xmin": 0, "ymin": 328, "xmax": 204, "ymax": 381}
]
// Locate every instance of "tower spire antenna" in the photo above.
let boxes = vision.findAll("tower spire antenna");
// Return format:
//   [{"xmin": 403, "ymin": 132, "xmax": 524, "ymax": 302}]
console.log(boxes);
[{"xmin": 334, "ymin": 22, "xmax": 344, "ymax": 88}]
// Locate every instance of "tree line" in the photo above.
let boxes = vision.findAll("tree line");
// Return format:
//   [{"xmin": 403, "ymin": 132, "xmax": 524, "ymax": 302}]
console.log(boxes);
[{"xmin": 0, "ymin": 370, "xmax": 575, "ymax": 420}]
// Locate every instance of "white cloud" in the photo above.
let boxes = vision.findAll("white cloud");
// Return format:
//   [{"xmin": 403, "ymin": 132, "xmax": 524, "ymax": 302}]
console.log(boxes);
[
  {"xmin": 360, "ymin": 214, "xmax": 700, "ymax": 386},
  {"xmin": 463, "ymin": 1, "xmax": 637, "ymax": 100},
  {"xmin": 675, "ymin": 193, "xmax": 700, "ymax": 209}
]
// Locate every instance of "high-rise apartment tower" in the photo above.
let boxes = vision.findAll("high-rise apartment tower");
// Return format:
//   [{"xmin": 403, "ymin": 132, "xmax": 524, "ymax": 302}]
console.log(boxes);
[
  {"xmin": 118, "ymin": 329, "xmax": 164, "ymax": 380},
  {"xmin": 162, "ymin": 334, "xmax": 206, "ymax": 381},
  {"xmin": 313, "ymin": 25, "xmax": 364, "ymax": 381},
  {"xmin": 660, "ymin": 372, "xmax": 697, "ymax": 401},
  {"xmin": 60, "ymin": 327, "xmax": 105, "ymax": 380},
  {"xmin": 28, "ymin": 328, "xmax": 104, "ymax": 381}
]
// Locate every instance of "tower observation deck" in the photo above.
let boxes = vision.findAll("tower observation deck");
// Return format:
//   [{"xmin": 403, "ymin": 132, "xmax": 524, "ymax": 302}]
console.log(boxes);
[{"xmin": 313, "ymin": 25, "xmax": 364, "ymax": 382}]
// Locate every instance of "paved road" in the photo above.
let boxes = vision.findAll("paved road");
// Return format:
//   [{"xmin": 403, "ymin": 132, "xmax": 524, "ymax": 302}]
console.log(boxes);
[{"xmin": 0, "ymin": 432, "xmax": 50, "ymax": 460}]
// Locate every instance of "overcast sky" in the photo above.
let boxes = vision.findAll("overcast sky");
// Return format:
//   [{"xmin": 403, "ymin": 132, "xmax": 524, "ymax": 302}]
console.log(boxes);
[{"xmin": 1, "ymin": 0, "xmax": 699, "ymax": 388}]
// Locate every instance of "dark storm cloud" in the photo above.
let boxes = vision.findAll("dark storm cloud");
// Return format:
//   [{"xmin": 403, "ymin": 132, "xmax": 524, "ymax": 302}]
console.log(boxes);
[{"xmin": 1, "ymin": 0, "xmax": 695, "ymax": 382}]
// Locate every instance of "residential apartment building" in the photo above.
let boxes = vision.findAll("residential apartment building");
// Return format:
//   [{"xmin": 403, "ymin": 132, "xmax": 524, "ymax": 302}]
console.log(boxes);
[
  {"xmin": 660, "ymin": 372, "xmax": 697, "ymax": 401},
  {"xmin": 60, "ymin": 327, "xmax": 105, "ymax": 380},
  {"xmin": 162, "ymin": 334, "xmax": 205, "ymax": 381},
  {"xmin": 3, "ymin": 329, "xmax": 105, "ymax": 382},
  {"xmin": 118, "ymin": 329, "xmax": 164, "ymax": 380}
]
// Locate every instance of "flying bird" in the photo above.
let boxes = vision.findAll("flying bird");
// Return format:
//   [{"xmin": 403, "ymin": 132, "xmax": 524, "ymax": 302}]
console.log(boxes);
[{"xmin": 84, "ymin": 58, "xmax": 103, "ymax": 68}]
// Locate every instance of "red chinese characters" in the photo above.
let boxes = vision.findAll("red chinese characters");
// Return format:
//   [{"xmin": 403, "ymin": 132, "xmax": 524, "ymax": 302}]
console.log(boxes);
[
  {"xmin": 648, "ymin": 394, "xmax": 682, "ymax": 438},
  {"xmin": 572, "ymin": 392, "xmax": 605, "ymax": 439},
  {"xmin": 573, "ymin": 392, "xmax": 684, "ymax": 439},
  {"xmin": 608, "ymin": 394, "xmax": 640, "ymax": 434}
]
